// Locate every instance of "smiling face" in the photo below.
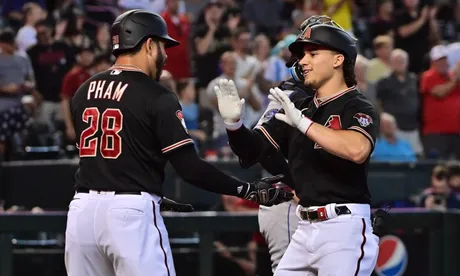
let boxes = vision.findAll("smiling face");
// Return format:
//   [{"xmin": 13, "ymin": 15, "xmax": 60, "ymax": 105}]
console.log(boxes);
[{"xmin": 297, "ymin": 45, "xmax": 345, "ymax": 89}]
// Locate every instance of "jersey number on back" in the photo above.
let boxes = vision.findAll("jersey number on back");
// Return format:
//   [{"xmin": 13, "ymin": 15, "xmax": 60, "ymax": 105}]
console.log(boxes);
[{"xmin": 79, "ymin": 107, "xmax": 123, "ymax": 159}]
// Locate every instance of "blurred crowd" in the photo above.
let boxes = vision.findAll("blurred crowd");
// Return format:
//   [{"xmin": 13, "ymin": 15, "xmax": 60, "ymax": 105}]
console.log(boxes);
[{"xmin": 1, "ymin": 0, "xmax": 460, "ymax": 163}]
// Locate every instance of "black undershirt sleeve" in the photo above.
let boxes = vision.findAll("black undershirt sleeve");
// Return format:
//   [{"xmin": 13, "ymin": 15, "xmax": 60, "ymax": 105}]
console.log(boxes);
[
  {"xmin": 167, "ymin": 145, "xmax": 248, "ymax": 197},
  {"xmin": 227, "ymin": 125, "xmax": 272, "ymax": 168},
  {"xmin": 258, "ymin": 152, "xmax": 295, "ymax": 190}
]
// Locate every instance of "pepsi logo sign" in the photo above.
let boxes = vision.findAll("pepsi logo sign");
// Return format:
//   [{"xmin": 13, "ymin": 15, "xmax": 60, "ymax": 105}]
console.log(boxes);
[{"xmin": 375, "ymin": 235, "xmax": 408, "ymax": 276}]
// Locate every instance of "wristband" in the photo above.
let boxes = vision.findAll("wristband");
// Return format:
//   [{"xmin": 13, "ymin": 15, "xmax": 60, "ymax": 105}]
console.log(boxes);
[
  {"xmin": 224, "ymin": 119, "xmax": 243, "ymax": 131},
  {"xmin": 297, "ymin": 115, "xmax": 313, "ymax": 135}
]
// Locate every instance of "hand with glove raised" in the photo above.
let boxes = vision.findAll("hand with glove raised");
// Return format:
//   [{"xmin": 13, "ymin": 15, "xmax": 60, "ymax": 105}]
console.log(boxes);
[
  {"xmin": 160, "ymin": 197, "xmax": 195, "ymax": 212},
  {"xmin": 214, "ymin": 79, "xmax": 245, "ymax": 130},
  {"xmin": 268, "ymin": 87, "xmax": 314, "ymax": 135},
  {"xmin": 239, "ymin": 174, "xmax": 294, "ymax": 206}
]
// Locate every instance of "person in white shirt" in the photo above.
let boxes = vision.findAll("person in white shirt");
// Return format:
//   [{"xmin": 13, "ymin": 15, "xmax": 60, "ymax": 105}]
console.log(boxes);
[{"xmin": 15, "ymin": 3, "xmax": 46, "ymax": 54}]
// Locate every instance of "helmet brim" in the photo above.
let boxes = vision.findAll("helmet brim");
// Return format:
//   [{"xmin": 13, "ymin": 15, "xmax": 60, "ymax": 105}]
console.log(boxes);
[{"xmin": 162, "ymin": 35, "xmax": 180, "ymax": 48}]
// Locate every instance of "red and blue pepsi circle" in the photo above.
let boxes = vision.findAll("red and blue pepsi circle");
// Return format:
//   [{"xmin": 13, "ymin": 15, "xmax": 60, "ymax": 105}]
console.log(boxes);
[{"xmin": 375, "ymin": 235, "xmax": 408, "ymax": 276}]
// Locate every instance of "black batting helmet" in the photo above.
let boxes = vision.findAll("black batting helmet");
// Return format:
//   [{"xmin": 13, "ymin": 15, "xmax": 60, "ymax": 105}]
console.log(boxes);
[
  {"xmin": 289, "ymin": 15, "xmax": 358, "ymax": 64},
  {"xmin": 111, "ymin": 9, "xmax": 179, "ymax": 56}
]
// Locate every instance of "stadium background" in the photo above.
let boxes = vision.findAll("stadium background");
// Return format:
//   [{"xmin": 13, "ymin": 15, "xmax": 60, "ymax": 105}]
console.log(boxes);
[{"xmin": 1, "ymin": 0, "xmax": 460, "ymax": 275}]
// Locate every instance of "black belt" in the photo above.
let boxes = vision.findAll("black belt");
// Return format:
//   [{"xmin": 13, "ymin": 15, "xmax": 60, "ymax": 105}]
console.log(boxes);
[
  {"xmin": 76, "ymin": 188, "xmax": 141, "ymax": 195},
  {"xmin": 299, "ymin": 205, "xmax": 351, "ymax": 222}
]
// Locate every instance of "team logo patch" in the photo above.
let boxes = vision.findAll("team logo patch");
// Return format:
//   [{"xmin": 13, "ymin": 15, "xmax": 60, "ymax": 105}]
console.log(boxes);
[
  {"xmin": 314, "ymin": 115, "xmax": 342, "ymax": 149},
  {"xmin": 176, "ymin": 110, "xmax": 188, "ymax": 133},
  {"xmin": 353, "ymin": 113, "xmax": 373, "ymax": 127},
  {"xmin": 263, "ymin": 109, "xmax": 279, "ymax": 121}
]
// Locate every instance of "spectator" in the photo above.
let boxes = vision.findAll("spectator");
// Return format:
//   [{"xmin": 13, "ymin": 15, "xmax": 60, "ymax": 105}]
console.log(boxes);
[
  {"xmin": 162, "ymin": 0, "xmax": 191, "ymax": 80},
  {"xmin": 27, "ymin": 20, "xmax": 75, "ymax": 133},
  {"xmin": 60, "ymin": 48, "xmax": 96, "ymax": 142},
  {"xmin": 176, "ymin": 79, "xmax": 208, "ymax": 148},
  {"xmin": 206, "ymin": 51, "xmax": 260, "ymax": 154},
  {"xmin": 372, "ymin": 112, "xmax": 416, "ymax": 163},
  {"xmin": 422, "ymin": 165, "xmax": 460, "ymax": 211},
  {"xmin": 263, "ymin": 34, "xmax": 297, "ymax": 88},
  {"xmin": 355, "ymin": 54, "xmax": 377, "ymax": 106},
  {"xmin": 0, "ymin": 29, "xmax": 36, "ymax": 157},
  {"xmin": 369, "ymin": 0, "xmax": 393, "ymax": 39},
  {"xmin": 93, "ymin": 23, "xmax": 112, "ymax": 57},
  {"xmin": 366, "ymin": 35, "xmax": 392, "ymax": 84},
  {"xmin": 376, "ymin": 48, "xmax": 423, "ymax": 156},
  {"xmin": 192, "ymin": 1, "xmax": 231, "ymax": 105},
  {"xmin": 420, "ymin": 44, "xmax": 460, "ymax": 159},
  {"xmin": 394, "ymin": 0, "xmax": 440, "ymax": 74},
  {"xmin": 15, "ymin": 2, "xmax": 46, "ymax": 54},
  {"xmin": 62, "ymin": 9, "xmax": 92, "ymax": 51},
  {"xmin": 231, "ymin": 27, "xmax": 262, "ymax": 126}
]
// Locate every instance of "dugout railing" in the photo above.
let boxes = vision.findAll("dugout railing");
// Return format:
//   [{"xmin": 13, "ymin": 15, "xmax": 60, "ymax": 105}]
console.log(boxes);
[{"xmin": 0, "ymin": 211, "xmax": 459, "ymax": 276}]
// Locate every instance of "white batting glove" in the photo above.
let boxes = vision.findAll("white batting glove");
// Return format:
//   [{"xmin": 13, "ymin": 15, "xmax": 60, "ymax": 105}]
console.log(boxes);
[
  {"xmin": 214, "ymin": 79, "xmax": 245, "ymax": 130},
  {"xmin": 268, "ymin": 87, "xmax": 313, "ymax": 134}
]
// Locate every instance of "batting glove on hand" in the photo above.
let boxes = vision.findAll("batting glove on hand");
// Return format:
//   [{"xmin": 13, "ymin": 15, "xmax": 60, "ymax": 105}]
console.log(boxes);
[
  {"xmin": 214, "ymin": 79, "xmax": 245, "ymax": 130},
  {"xmin": 240, "ymin": 174, "xmax": 294, "ymax": 206},
  {"xmin": 268, "ymin": 87, "xmax": 313, "ymax": 134},
  {"xmin": 160, "ymin": 197, "xmax": 195, "ymax": 212}
]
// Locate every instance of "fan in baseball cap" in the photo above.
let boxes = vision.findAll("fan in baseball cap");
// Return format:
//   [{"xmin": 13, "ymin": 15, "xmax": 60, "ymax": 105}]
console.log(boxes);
[
  {"xmin": 430, "ymin": 45, "xmax": 448, "ymax": 61},
  {"xmin": 430, "ymin": 44, "xmax": 450, "ymax": 74}
]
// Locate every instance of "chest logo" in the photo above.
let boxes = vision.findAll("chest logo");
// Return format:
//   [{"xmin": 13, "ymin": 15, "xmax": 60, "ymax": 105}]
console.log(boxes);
[
  {"xmin": 353, "ymin": 113, "xmax": 373, "ymax": 128},
  {"xmin": 314, "ymin": 115, "xmax": 342, "ymax": 149},
  {"xmin": 176, "ymin": 110, "xmax": 188, "ymax": 133}
]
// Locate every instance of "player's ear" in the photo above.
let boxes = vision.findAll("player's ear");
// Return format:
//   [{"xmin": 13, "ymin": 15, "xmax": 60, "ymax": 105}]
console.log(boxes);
[
  {"xmin": 332, "ymin": 53, "xmax": 344, "ymax": 68},
  {"xmin": 145, "ymin": 38, "xmax": 154, "ymax": 54}
]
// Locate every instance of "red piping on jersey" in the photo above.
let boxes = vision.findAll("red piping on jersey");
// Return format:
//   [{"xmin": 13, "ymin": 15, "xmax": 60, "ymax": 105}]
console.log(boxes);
[
  {"xmin": 354, "ymin": 218, "xmax": 367, "ymax": 276},
  {"xmin": 152, "ymin": 201, "xmax": 171, "ymax": 276},
  {"xmin": 313, "ymin": 86, "xmax": 356, "ymax": 107}
]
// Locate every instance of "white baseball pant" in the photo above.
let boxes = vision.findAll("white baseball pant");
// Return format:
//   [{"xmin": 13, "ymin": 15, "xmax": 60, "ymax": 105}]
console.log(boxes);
[
  {"xmin": 258, "ymin": 200, "xmax": 299, "ymax": 272},
  {"xmin": 274, "ymin": 203, "xmax": 379, "ymax": 276},
  {"xmin": 65, "ymin": 190, "xmax": 175, "ymax": 276}
]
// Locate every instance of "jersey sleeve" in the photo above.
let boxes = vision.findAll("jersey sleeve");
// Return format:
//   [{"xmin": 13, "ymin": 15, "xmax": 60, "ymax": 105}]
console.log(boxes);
[
  {"xmin": 153, "ymin": 93, "xmax": 194, "ymax": 154},
  {"xmin": 342, "ymin": 99, "xmax": 379, "ymax": 149},
  {"xmin": 254, "ymin": 106, "xmax": 289, "ymax": 152}
]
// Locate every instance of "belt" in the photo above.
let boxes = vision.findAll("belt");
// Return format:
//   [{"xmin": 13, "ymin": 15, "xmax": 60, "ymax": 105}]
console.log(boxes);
[
  {"xmin": 76, "ymin": 188, "xmax": 141, "ymax": 195},
  {"xmin": 299, "ymin": 205, "xmax": 351, "ymax": 222}
]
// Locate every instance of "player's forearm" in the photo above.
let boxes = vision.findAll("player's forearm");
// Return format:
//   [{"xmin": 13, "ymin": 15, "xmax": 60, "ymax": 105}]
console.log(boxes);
[
  {"xmin": 306, "ymin": 124, "xmax": 371, "ymax": 164},
  {"xmin": 169, "ymin": 146, "xmax": 249, "ymax": 196}
]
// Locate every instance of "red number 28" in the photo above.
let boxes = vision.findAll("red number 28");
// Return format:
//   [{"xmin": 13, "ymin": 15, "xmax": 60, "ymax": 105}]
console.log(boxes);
[{"xmin": 79, "ymin": 107, "xmax": 123, "ymax": 159}]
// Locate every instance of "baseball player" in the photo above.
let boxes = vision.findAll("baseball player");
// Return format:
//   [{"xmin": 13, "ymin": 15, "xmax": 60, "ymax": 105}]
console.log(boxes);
[
  {"xmin": 229, "ymin": 77, "xmax": 314, "ymax": 274},
  {"xmin": 64, "ymin": 9, "xmax": 293, "ymax": 276},
  {"xmin": 214, "ymin": 16, "xmax": 380, "ymax": 276}
]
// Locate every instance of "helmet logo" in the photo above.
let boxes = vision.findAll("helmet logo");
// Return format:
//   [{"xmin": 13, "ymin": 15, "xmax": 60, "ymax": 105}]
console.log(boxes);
[
  {"xmin": 300, "ymin": 27, "xmax": 311, "ymax": 39},
  {"xmin": 112, "ymin": 35, "xmax": 120, "ymax": 50}
]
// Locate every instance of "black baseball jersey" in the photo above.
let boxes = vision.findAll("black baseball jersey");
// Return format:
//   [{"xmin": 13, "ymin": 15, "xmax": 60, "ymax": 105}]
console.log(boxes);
[
  {"xmin": 255, "ymin": 86, "xmax": 378, "ymax": 207},
  {"xmin": 71, "ymin": 66, "xmax": 194, "ymax": 196}
]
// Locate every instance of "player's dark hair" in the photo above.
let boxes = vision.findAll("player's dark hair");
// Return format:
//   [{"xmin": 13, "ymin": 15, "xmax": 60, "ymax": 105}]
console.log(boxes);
[{"xmin": 343, "ymin": 58, "xmax": 357, "ymax": 87}]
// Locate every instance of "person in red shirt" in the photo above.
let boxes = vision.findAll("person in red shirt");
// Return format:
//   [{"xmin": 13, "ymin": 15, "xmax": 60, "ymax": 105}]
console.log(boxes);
[
  {"xmin": 60, "ymin": 50, "xmax": 111, "ymax": 141},
  {"xmin": 420, "ymin": 44, "xmax": 460, "ymax": 159},
  {"xmin": 161, "ymin": 0, "xmax": 191, "ymax": 80}
]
